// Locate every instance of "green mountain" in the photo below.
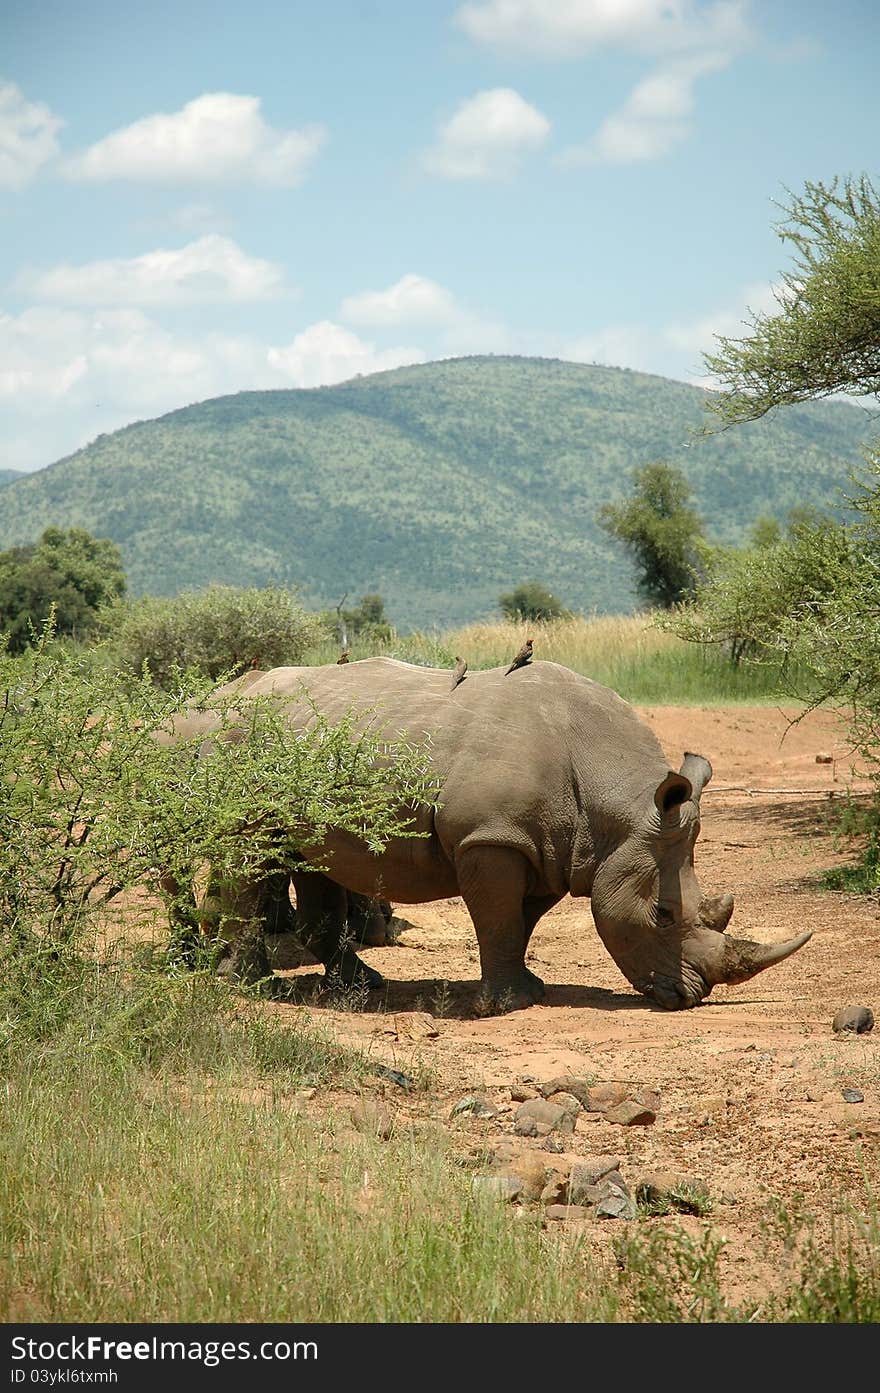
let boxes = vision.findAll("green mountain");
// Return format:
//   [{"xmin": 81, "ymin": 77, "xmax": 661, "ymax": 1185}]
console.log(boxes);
[
  {"xmin": 0, "ymin": 356, "xmax": 873, "ymax": 627},
  {"xmin": 0, "ymin": 470, "xmax": 23, "ymax": 488}
]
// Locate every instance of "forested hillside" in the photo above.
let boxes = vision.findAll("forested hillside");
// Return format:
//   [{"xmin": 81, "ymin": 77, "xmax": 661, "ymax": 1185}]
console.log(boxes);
[{"xmin": 0, "ymin": 356, "xmax": 871, "ymax": 626}]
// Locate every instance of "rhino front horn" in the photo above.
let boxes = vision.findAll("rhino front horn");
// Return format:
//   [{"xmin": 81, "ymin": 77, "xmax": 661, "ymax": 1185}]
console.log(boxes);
[{"xmin": 718, "ymin": 929, "xmax": 812, "ymax": 985}]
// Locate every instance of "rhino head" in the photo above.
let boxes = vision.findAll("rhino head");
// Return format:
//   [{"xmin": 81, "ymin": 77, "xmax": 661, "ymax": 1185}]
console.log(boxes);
[{"xmin": 589, "ymin": 752, "xmax": 811, "ymax": 1009}]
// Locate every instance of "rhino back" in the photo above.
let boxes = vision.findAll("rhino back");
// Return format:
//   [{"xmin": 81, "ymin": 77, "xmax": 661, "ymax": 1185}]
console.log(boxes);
[{"xmin": 245, "ymin": 658, "xmax": 670, "ymax": 880}]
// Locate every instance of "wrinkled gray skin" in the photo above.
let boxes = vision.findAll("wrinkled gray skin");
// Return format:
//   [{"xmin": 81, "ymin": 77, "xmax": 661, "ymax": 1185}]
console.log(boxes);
[{"xmin": 194, "ymin": 657, "xmax": 811, "ymax": 1011}]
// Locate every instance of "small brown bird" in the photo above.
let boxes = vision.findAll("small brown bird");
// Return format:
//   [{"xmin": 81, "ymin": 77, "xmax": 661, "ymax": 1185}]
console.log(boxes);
[
  {"xmin": 450, "ymin": 656, "xmax": 467, "ymax": 690},
  {"xmin": 337, "ymin": 650, "xmax": 350, "ymax": 664},
  {"xmin": 505, "ymin": 637, "xmax": 533, "ymax": 674}
]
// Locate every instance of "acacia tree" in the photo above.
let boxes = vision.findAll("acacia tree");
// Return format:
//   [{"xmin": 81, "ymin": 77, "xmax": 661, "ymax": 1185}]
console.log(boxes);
[
  {"xmin": 662, "ymin": 511, "xmax": 852, "ymax": 666},
  {"xmin": 678, "ymin": 173, "xmax": 880, "ymax": 882},
  {"xmin": 0, "ymin": 632, "xmax": 438, "ymax": 962},
  {"xmin": 705, "ymin": 175, "xmax": 880, "ymax": 425},
  {"xmin": 599, "ymin": 461, "xmax": 706, "ymax": 609},
  {"xmin": 692, "ymin": 174, "xmax": 880, "ymax": 684}
]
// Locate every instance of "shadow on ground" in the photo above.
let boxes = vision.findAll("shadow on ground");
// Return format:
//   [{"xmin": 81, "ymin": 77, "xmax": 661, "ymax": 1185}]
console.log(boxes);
[{"xmin": 269, "ymin": 970, "xmax": 652, "ymax": 1017}]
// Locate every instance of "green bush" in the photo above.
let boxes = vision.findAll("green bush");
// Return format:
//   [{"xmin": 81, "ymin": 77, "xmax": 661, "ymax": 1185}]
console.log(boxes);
[
  {"xmin": 0, "ymin": 628, "xmax": 438, "ymax": 951},
  {"xmin": 661, "ymin": 514, "xmax": 852, "ymax": 667},
  {"xmin": 498, "ymin": 581, "xmax": 568, "ymax": 623},
  {"xmin": 98, "ymin": 584, "xmax": 328, "ymax": 688},
  {"xmin": 0, "ymin": 527, "xmax": 126, "ymax": 653}
]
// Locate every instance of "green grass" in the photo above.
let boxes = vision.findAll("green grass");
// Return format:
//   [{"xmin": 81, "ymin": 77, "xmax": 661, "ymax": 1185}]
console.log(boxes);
[
  {"xmin": 0, "ymin": 1062, "xmax": 617, "ymax": 1322},
  {"xmin": 0, "ymin": 943, "xmax": 616, "ymax": 1322},
  {"xmin": 2, "ymin": 941, "xmax": 879, "ymax": 1322},
  {"xmin": 818, "ymin": 792, "xmax": 880, "ymax": 894},
  {"xmin": 0, "ymin": 940, "xmax": 365, "ymax": 1087},
  {"xmin": 616, "ymin": 1211, "xmax": 880, "ymax": 1322}
]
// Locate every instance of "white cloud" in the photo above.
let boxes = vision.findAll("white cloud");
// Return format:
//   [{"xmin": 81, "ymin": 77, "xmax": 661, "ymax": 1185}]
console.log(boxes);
[
  {"xmin": 422, "ymin": 88, "xmax": 550, "ymax": 180},
  {"xmin": 564, "ymin": 324, "xmax": 662, "ymax": 374},
  {"xmin": 0, "ymin": 306, "xmax": 261, "ymax": 417},
  {"xmin": 559, "ymin": 50, "xmax": 728, "ymax": 164},
  {"xmin": 267, "ymin": 322, "xmax": 424, "ymax": 387},
  {"xmin": 458, "ymin": 4, "xmax": 753, "ymax": 166},
  {"xmin": 0, "ymin": 308, "xmax": 90, "ymax": 403},
  {"xmin": 64, "ymin": 92, "xmax": 326, "ymax": 186},
  {"xmin": 341, "ymin": 274, "xmax": 461, "ymax": 328},
  {"xmin": 16, "ymin": 236, "xmax": 287, "ymax": 306},
  {"xmin": 0, "ymin": 81, "xmax": 63, "ymax": 190},
  {"xmin": 563, "ymin": 279, "xmax": 781, "ymax": 377},
  {"xmin": 664, "ymin": 280, "xmax": 781, "ymax": 354},
  {"xmin": 454, "ymin": 0, "xmax": 751, "ymax": 59},
  {"xmin": 0, "ymin": 306, "xmax": 424, "ymax": 471},
  {"xmin": 339, "ymin": 273, "xmax": 513, "ymax": 354}
]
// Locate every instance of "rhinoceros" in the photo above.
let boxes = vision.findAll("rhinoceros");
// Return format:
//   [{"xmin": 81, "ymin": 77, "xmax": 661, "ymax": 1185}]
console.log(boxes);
[{"xmin": 199, "ymin": 656, "xmax": 810, "ymax": 1011}]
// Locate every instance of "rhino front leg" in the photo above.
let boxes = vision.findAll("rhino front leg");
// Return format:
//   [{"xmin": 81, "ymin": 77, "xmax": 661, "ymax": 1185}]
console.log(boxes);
[
  {"xmin": 523, "ymin": 893, "xmax": 563, "ymax": 994},
  {"xmin": 291, "ymin": 871, "xmax": 384, "ymax": 989},
  {"xmin": 456, "ymin": 846, "xmax": 545, "ymax": 1013}
]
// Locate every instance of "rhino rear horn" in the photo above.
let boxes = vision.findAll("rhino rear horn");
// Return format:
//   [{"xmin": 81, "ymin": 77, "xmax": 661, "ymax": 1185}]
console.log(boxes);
[
  {"xmin": 699, "ymin": 892, "xmax": 734, "ymax": 931},
  {"xmin": 680, "ymin": 752, "xmax": 713, "ymax": 801}
]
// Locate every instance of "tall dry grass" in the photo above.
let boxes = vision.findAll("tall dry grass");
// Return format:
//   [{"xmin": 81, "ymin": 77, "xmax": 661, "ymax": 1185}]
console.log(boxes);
[
  {"xmin": 445, "ymin": 613, "xmax": 666, "ymax": 673},
  {"xmin": 306, "ymin": 613, "xmax": 803, "ymax": 704},
  {"xmin": 438, "ymin": 613, "xmax": 799, "ymax": 705}
]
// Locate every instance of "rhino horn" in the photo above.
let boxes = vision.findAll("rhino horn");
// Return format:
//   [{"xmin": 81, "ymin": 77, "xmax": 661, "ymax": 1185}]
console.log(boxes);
[
  {"xmin": 715, "ymin": 930, "xmax": 812, "ymax": 985},
  {"xmin": 699, "ymin": 892, "xmax": 735, "ymax": 931}
]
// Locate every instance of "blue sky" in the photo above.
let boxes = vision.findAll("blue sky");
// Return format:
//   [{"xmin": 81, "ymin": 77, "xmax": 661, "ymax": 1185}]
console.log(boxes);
[{"xmin": 2, "ymin": 0, "xmax": 878, "ymax": 471}]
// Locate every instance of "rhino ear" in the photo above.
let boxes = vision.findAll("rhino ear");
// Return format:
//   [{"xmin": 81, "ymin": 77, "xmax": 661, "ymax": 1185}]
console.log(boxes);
[
  {"xmin": 654, "ymin": 770, "xmax": 693, "ymax": 817},
  {"xmin": 680, "ymin": 752, "xmax": 713, "ymax": 802}
]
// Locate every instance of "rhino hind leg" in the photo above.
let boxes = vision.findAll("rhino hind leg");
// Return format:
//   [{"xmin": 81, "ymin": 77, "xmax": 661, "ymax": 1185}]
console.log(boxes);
[
  {"xmin": 261, "ymin": 871, "xmax": 390, "ymax": 946},
  {"xmin": 346, "ymin": 891, "xmax": 392, "ymax": 947},
  {"xmin": 261, "ymin": 867, "xmax": 299, "ymax": 935},
  {"xmin": 203, "ymin": 873, "xmax": 273, "ymax": 985},
  {"xmin": 457, "ymin": 847, "xmax": 548, "ymax": 1014},
  {"xmin": 291, "ymin": 870, "xmax": 384, "ymax": 990}
]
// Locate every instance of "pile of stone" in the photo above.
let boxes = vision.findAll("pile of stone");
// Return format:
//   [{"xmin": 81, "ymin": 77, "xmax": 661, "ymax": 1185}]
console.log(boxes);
[
  {"xmin": 511, "ymin": 1074, "xmax": 659, "ymax": 1135},
  {"xmin": 474, "ymin": 1140, "xmax": 709, "ymax": 1224},
  {"xmin": 463, "ymin": 1072, "xmax": 709, "ymax": 1223}
]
